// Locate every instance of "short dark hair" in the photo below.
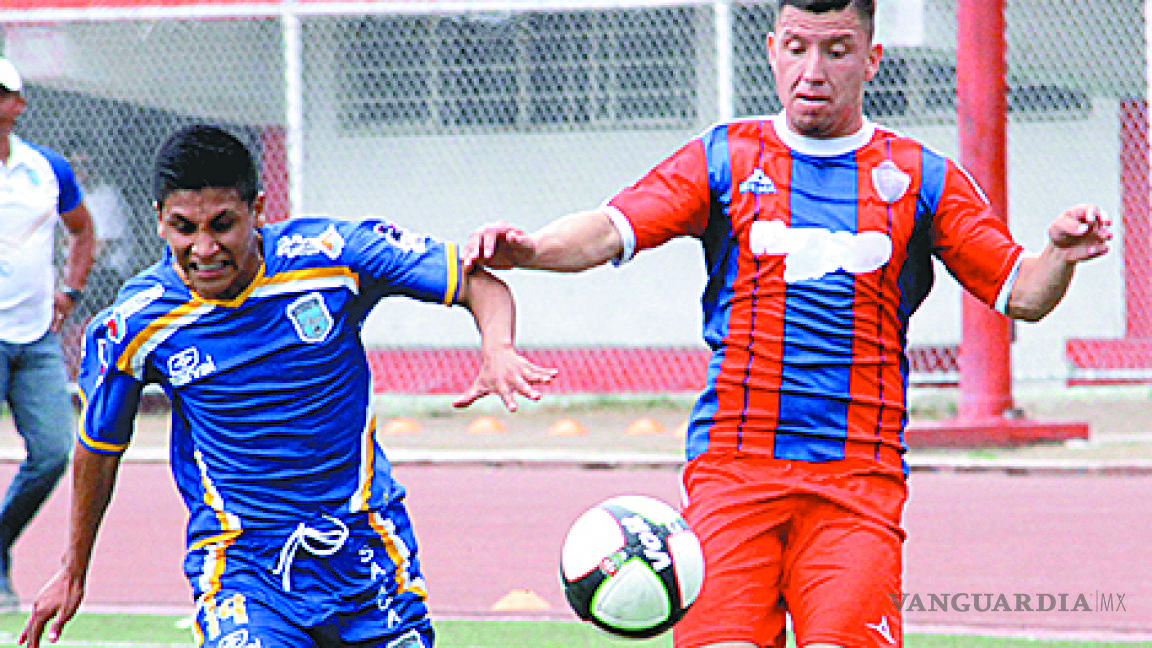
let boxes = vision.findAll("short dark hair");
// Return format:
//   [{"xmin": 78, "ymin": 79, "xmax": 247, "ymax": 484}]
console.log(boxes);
[
  {"xmin": 153, "ymin": 124, "xmax": 259, "ymax": 207},
  {"xmin": 777, "ymin": 0, "xmax": 875, "ymax": 36}
]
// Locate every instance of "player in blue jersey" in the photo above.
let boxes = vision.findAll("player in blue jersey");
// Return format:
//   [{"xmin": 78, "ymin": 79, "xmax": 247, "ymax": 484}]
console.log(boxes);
[{"xmin": 20, "ymin": 124, "xmax": 556, "ymax": 648}]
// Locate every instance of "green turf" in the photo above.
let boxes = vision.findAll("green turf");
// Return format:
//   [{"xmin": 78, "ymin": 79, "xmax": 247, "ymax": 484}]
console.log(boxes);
[{"xmin": 0, "ymin": 613, "xmax": 1143, "ymax": 647}]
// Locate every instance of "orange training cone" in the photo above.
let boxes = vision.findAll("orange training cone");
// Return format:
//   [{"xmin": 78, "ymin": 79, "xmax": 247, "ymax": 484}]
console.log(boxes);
[
  {"xmin": 625, "ymin": 416, "xmax": 666, "ymax": 436},
  {"xmin": 467, "ymin": 415, "xmax": 507, "ymax": 435},
  {"xmin": 548, "ymin": 418, "xmax": 589, "ymax": 437}
]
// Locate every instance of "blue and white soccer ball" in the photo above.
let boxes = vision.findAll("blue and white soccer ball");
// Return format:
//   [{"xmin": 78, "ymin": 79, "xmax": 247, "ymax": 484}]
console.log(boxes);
[{"xmin": 560, "ymin": 495, "xmax": 705, "ymax": 639}]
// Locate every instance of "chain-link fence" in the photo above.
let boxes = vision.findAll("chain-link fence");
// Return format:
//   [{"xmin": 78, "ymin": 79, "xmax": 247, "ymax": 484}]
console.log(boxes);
[{"xmin": 2, "ymin": 0, "xmax": 1145, "ymax": 387}]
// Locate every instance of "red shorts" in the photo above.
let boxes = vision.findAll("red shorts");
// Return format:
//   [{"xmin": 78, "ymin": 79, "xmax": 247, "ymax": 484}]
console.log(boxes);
[{"xmin": 674, "ymin": 453, "xmax": 908, "ymax": 648}]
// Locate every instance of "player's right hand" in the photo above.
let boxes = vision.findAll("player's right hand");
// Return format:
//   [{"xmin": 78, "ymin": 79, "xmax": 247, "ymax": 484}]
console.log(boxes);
[
  {"xmin": 19, "ymin": 569, "xmax": 85, "ymax": 647},
  {"xmin": 463, "ymin": 221, "xmax": 531, "ymax": 272}
]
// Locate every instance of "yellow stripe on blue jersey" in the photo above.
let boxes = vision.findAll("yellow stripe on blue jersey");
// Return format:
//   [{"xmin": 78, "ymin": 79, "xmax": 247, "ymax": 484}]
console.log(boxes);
[
  {"xmin": 195, "ymin": 449, "xmax": 243, "ymax": 533},
  {"xmin": 348, "ymin": 408, "xmax": 377, "ymax": 513},
  {"xmin": 254, "ymin": 266, "xmax": 361, "ymax": 300},
  {"xmin": 117, "ymin": 300, "xmax": 214, "ymax": 380},
  {"xmin": 193, "ymin": 533, "xmax": 242, "ymax": 645},
  {"xmin": 369, "ymin": 510, "xmax": 428, "ymax": 599},
  {"xmin": 75, "ymin": 391, "xmax": 130, "ymax": 455},
  {"xmin": 443, "ymin": 241, "xmax": 460, "ymax": 305}
]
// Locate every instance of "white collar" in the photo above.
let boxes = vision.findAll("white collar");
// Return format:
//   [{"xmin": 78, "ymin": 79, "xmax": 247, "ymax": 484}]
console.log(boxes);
[
  {"xmin": 770, "ymin": 112, "xmax": 875, "ymax": 157},
  {"xmin": 2, "ymin": 133, "xmax": 34, "ymax": 170}
]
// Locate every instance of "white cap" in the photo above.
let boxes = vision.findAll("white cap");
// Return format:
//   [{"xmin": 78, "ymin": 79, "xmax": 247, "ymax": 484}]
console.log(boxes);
[{"xmin": 0, "ymin": 58, "xmax": 23, "ymax": 93}]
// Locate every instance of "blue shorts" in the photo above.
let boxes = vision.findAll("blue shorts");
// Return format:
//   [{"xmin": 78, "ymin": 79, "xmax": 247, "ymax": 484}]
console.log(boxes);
[{"xmin": 186, "ymin": 500, "xmax": 433, "ymax": 647}]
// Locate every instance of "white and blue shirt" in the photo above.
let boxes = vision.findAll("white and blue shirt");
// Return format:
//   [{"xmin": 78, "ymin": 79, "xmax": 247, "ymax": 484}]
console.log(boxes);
[{"xmin": 0, "ymin": 134, "xmax": 83, "ymax": 343}]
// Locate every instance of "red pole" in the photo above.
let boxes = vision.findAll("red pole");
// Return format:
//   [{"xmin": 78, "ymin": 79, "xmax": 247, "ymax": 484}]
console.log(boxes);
[
  {"xmin": 260, "ymin": 125, "xmax": 291, "ymax": 223},
  {"xmin": 1120, "ymin": 100, "xmax": 1152, "ymax": 339},
  {"xmin": 956, "ymin": 0, "xmax": 1014, "ymax": 419}
]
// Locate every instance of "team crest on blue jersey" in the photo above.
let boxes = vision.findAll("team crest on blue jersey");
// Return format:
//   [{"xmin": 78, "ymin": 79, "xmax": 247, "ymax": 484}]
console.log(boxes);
[
  {"xmin": 287, "ymin": 292, "xmax": 333, "ymax": 343},
  {"xmin": 169, "ymin": 347, "xmax": 217, "ymax": 386},
  {"xmin": 738, "ymin": 168, "xmax": 777, "ymax": 195}
]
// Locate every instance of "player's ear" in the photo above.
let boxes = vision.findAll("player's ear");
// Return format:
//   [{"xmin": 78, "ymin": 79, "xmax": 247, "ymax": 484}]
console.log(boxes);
[
  {"xmin": 251, "ymin": 192, "xmax": 267, "ymax": 227},
  {"xmin": 766, "ymin": 31, "xmax": 777, "ymax": 72},
  {"xmin": 153, "ymin": 201, "xmax": 164, "ymax": 236},
  {"xmin": 864, "ymin": 42, "xmax": 883, "ymax": 82}
]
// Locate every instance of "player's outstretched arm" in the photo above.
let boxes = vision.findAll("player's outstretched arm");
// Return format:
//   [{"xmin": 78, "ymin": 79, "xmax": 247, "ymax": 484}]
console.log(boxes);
[
  {"xmin": 1006, "ymin": 204, "xmax": 1112, "ymax": 322},
  {"xmin": 463, "ymin": 209, "xmax": 625, "ymax": 273},
  {"xmin": 452, "ymin": 267, "xmax": 557, "ymax": 411},
  {"xmin": 21, "ymin": 446, "xmax": 123, "ymax": 648}
]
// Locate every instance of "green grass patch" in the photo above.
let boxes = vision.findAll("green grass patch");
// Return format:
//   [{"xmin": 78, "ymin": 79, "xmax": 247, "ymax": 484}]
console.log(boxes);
[
  {"xmin": 0, "ymin": 610, "xmax": 193, "ymax": 645},
  {"xmin": 0, "ymin": 613, "xmax": 1141, "ymax": 647}
]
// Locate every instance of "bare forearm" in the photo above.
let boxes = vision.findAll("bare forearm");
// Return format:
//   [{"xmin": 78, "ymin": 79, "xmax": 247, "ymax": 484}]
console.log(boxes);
[
  {"xmin": 62, "ymin": 445, "xmax": 122, "ymax": 579},
  {"xmin": 1005, "ymin": 247, "xmax": 1076, "ymax": 322},
  {"xmin": 460, "ymin": 268, "xmax": 516, "ymax": 351},
  {"xmin": 62, "ymin": 204, "xmax": 96, "ymax": 290},
  {"xmin": 523, "ymin": 210, "xmax": 624, "ymax": 272}
]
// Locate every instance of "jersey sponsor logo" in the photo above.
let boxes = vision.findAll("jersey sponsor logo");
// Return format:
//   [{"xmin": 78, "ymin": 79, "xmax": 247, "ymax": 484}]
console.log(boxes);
[
  {"xmin": 748, "ymin": 219, "xmax": 893, "ymax": 283},
  {"xmin": 169, "ymin": 346, "xmax": 217, "ymax": 386},
  {"xmin": 373, "ymin": 221, "xmax": 429, "ymax": 253},
  {"xmin": 738, "ymin": 168, "xmax": 778, "ymax": 195},
  {"xmin": 286, "ymin": 292, "xmax": 334, "ymax": 343},
  {"xmin": 276, "ymin": 224, "xmax": 345, "ymax": 260},
  {"xmin": 872, "ymin": 159, "xmax": 911, "ymax": 204}
]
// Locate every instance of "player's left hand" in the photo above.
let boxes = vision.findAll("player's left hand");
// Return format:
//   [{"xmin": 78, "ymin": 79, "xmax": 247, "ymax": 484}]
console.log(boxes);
[
  {"xmin": 453, "ymin": 345, "xmax": 557, "ymax": 411},
  {"xmin": 1048, "ymin": 204, "xmax": 1112, "ymax": 263},
  {"xmin": 50, "ymin": 290, "xmax": 77, "ymax": 332}
]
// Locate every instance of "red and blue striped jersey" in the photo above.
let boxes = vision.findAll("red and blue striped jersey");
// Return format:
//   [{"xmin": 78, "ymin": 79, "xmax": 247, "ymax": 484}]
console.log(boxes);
[
  {"xmin": 607, "ymin": 114, "xmax": 1023, "ymax": 475},
  {"xmin": 77, "ymin": 217, "xmax": 462, "ymax": 548}
]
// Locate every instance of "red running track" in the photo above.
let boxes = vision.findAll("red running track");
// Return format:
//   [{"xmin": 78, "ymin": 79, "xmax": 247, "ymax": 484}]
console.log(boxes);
[{"xmin": 7, "ymin": 462, "xmax": 1151, "ymax": 639}]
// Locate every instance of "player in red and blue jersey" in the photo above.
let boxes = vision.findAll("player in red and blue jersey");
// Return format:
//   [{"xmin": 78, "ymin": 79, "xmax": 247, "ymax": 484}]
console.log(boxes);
[
  {"xmin": 464, "ymin": 1, "xmax": 1111, "ymax": 646},
  {"xmin": 21, "ymin": 125, "xmax": 556, "ymax": 648}
]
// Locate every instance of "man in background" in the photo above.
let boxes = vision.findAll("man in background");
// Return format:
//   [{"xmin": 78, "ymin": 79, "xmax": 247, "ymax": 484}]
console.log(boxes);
[{"xmin": 0, "ymin": 57, "xmax": 95, "ymax": 611}]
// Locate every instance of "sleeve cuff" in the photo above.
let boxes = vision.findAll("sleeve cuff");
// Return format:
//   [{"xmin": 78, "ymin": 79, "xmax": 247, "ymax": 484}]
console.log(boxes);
[
  {"xmin": 602, "ymin": 205, "xmax": 637, "ymax": 267},
  {"xmin": 993, "ymin": 252, "xmax": 1032, "ymax": 315}
]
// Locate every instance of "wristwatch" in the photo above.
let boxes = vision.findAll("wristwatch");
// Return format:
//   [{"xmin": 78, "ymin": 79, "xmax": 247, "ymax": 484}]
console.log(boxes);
[{"xmin": 61, "ymin": 285, "xmax": 84, "ymax": 304}]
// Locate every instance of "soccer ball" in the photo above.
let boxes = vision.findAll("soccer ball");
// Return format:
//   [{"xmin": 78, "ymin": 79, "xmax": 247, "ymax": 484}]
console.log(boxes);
[{"xmin": 560, "ymin": 495, "xmax": 705, "ymax": 639}]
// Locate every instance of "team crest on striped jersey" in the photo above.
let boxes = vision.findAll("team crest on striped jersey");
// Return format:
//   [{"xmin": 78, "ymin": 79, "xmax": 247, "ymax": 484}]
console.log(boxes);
[
  {"xmin": 286, "ymin": 292, "xmax": 333, "ymax": 343},
  {"xmin": 872, "ymin": 159, "xmax": 911, "ymax": 204}
]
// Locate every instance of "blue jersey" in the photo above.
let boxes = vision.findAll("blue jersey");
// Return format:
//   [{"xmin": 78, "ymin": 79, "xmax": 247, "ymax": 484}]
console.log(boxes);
[{"xmin": 77, "ymin": 217, "xmax": 462, "ymax": 549}]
